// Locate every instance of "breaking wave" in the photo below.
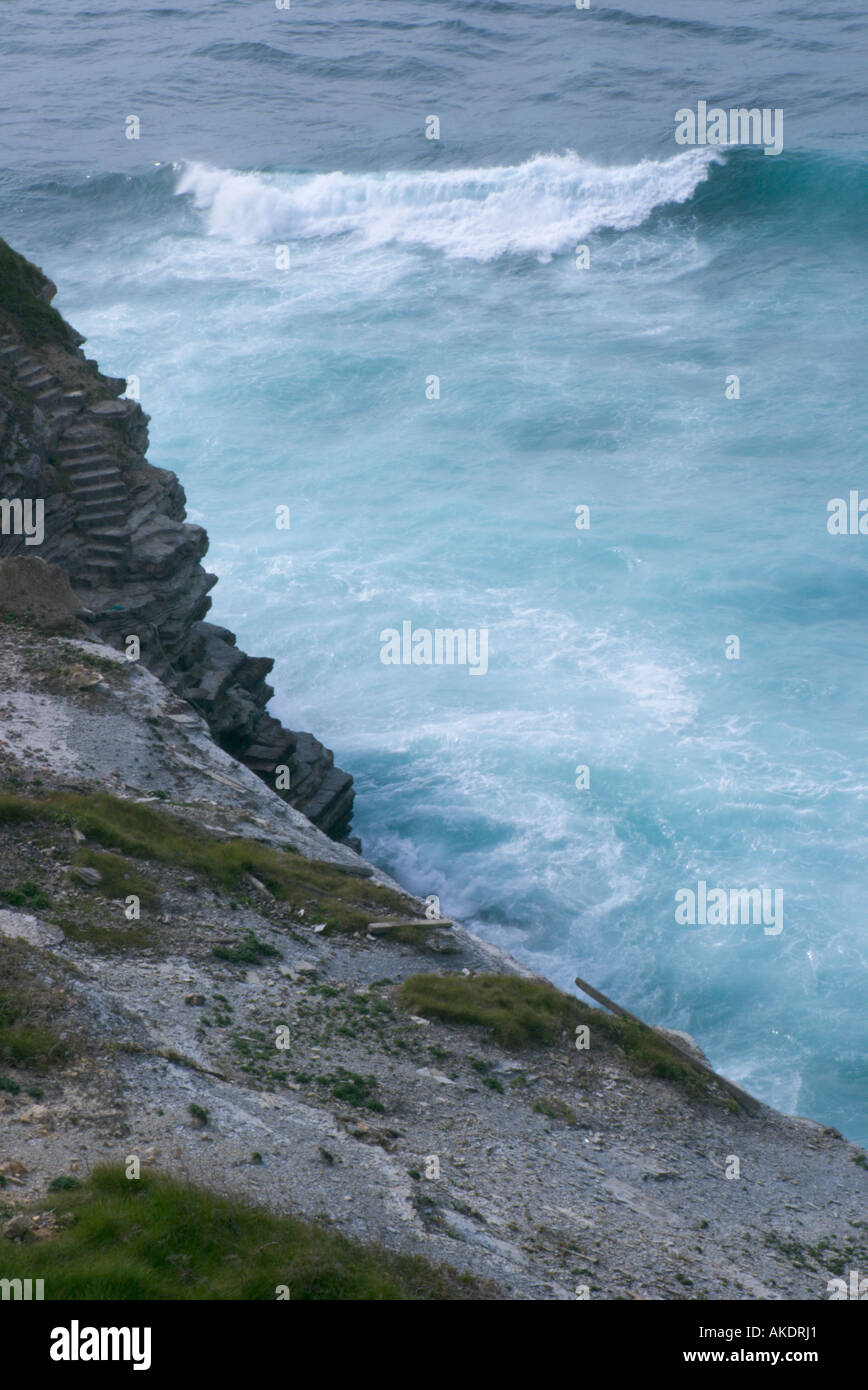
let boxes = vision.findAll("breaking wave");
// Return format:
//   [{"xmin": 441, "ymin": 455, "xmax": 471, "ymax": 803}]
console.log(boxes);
[{"xmin": 173, "ymin": 149, "xmax": 723, "ymax": 261}]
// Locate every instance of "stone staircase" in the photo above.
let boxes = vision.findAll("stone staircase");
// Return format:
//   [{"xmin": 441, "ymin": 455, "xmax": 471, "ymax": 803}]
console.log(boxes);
[
  {"xmin": 0, "ymin": 333, "xmax": 131, "ymax": 588},
  {"xmin": 0, "ymin": 337, "xmax": 80, "ymax": 429},
  {"xmin": 1, "ymin": 306, "xmax": 356, "ymax": 844}
]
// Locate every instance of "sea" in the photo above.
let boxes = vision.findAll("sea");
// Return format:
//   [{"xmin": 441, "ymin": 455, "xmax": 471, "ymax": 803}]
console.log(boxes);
[{"xmin": 2, "ymin": 0, "xmax": 867, "ymax": 1142}]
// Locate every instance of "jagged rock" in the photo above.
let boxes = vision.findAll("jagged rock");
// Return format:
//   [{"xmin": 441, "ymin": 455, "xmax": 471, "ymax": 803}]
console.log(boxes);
[
  {"xmin": 0, "ymin": 239, "xmax": 355, "ymax": 842},
  {"xmin": 67, "ymin": 664, "xmax": 104, "ymax": 689},
  {"xmin": 2, "ymin": 1215, "xmax": 32, "ymax": 1241},
  {"xmin": 0, "ymin": 554, "xmax": 84, "ymax": 631},
  {"xmin": 71, "ymin": 866, "xmax": 102, "ymax": 886}
]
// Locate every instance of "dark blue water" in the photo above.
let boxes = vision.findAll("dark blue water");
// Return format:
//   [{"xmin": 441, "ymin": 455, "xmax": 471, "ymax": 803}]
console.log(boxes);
[{"xmin": 2, "ymin": 0, "xmax": 867, "ymax": 1140}]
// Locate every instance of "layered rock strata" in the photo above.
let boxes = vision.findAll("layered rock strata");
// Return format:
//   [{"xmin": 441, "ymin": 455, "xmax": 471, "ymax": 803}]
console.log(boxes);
[{"xmin": 0, "ymin": 239, "xmax": 355, "ymax": 842}]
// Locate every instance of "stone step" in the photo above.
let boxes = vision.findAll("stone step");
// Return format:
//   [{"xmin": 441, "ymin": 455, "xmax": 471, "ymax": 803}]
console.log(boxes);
[
  {"xmin": 75, "ymin": 520, "xmax": 128, "ymax": 537},
  {"xmin": 0, "ymin": 345, "xmax": 28, "ymax": 363},
  {"xmin": 75, "ymin": 493, "xmax": 127, "ymax": 510},
  {"xmin": 88, "ymin": 399, "xmax": 136, "ymax": 419},
  {"xmin": 73, "ymin": 492, "xmax": 127, "ymax": 510},
  {"xmin": 58, "ymin": 454, "xmax": 117, "ymax": 470},
  {"xmin": 19, "ymin": 373, "xmax": 54, "ymax": 390},
  {"xmin": 34, "ymin": 387, "xmax": 64, "ymax": 405},
  {"xmin": 76, "ymin": 492, "xmax": 127, "ymax": 508},
  {"xmin": 60, "ymin": 437, "xmax": 110, "ymax": 454},
  {"xmin": 75, "ymin": 502, "xmax": 128, "ymax": 522},
  {"xmin": 70, "ymin": 468, "xmax": 122, "ymax": 485},
  {"xmin": 59, "ymin": 425, "xmax": 109, "ymax": 442},
  {"xmin": 58, "ymin": 436, "xmax": 108, "ymax": 452},
  {"xmin": 89, "ymin": 527, "xmax": 129, "ymax": 542},
  {"xmin": 73, "ymin": 482, "xmax": 127, "ymax": 501},
  {"xmin": 88, "ymin": 543, "xmax": 127, "ymax": 559},
  {"xmin": 81, "ymin": 558, "xmax": 121, "ymax": 572},
  {"xmin": 55, "ymin": 436, "xmax": 111, "ymax": 453}
]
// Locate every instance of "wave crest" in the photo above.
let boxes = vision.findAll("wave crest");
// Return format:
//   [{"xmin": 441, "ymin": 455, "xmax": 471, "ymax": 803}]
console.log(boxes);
[{"xmin": 174, "ymin": 150, "xmax": 722, "ymax": 260}]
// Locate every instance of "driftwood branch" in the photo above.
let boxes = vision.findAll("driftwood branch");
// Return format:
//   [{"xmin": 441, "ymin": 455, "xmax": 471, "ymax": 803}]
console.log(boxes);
[{"xmin": 574, "ymin": 973, "xmax": 762, "ymax": 1115}]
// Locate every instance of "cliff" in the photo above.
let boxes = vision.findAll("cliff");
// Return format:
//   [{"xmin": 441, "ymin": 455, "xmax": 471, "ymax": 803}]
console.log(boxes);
[
  {"xmin": 1, "ymin": 244, "xmax": 866, "ymax": 1301},
  {"xmin": 0, "ymin": 239, "xmax": 355, "ymax": 843}
]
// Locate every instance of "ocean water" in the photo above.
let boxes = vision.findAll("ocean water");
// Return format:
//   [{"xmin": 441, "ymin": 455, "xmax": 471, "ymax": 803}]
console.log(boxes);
[{"xmin": 2, "ymin": 1, "xmax": 867, "ymax": 1141}]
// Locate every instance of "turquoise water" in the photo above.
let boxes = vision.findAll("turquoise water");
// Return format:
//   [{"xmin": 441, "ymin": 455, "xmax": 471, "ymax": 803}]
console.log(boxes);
[{"xmin": 2, "ymin": 1, "xmax": 867, "ymax": 1140}]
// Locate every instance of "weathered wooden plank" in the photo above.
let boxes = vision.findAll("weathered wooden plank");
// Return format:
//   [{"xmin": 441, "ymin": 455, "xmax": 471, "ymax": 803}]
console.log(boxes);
[
  {"xmin": 574, "ymin": 973, "xmax": 762, "ymax": 1115},
  {"xmin": 367, "ymin": 918, "xmax": 453, "ymax": 933}
]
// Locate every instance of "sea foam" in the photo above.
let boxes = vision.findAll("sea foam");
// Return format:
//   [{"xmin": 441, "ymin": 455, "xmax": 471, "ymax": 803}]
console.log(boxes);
[{"xmin": 174, "ymin": 150, "xmax": 722, "ymax": 261}]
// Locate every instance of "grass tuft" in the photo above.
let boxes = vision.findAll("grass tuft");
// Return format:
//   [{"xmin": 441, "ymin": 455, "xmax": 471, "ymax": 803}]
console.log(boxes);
[
  {"xmin": 0, "ymin": 790, "xmax": 414, "ymax": 929},
  {"xmin": 0, "ymin": 976, "xmax": 68, "ymax": 1070},
  {"xmin": 2, "ymin": 880, "xmax": 50, "ymax": 910},
  {"xmin": 212, "ymin": 933, "xmax": 279, "ymax": 966},
  {"xmin": 397, "ymin": 973, "xmax": 581, "ymax": 1049},
  {"xmin": 0, "ymin": 1165, "xmax": 499, "ymax": 1299},
  {"xmin": 397, "ymin": 972, "xmax": 719, "ymax": 1101},
  {"xmin": 72, "ymin": 849, "xmax": 159, "ymax": 908}
]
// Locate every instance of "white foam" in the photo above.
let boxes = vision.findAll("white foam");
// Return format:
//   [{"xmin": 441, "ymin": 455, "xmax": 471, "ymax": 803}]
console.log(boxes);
[{"xmin": 174, "ymin": 149, "xmax": 722, "ymax": 261}]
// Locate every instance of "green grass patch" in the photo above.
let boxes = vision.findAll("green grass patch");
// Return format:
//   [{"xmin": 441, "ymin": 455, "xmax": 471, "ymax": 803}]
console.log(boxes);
[
  {"xmin": 397, "ymin": 972, "xmax": 720, "ymax": 1101},
  {"xmin": 2, "ymin": 880, "xmax": 50, "ymax": 910},
  {"xmin": 0, "ymin": 939, "xmax": 75, "ymax": 1071},
  {"xmin": 397, "ymin": 973, "xmax": 583, "ymax": 1049},
  {"xmin": 0, "ymin": 1016, "xmax": 67, "ymax": 1068},
  {"xmin": 0, "ymin": 1165, "xmax": 496, "ymax": 1299},
  {"xmin": 0, "ymin": 986, "xmax": 68, "ymax": 1070},
  {"xmin": 320, "ymin": 1068, "xmax": 385, "ymax": 1113},
  {"xmin": 533, "ymin": 1097, "xmax": 580, "ymax": 1126},
  {"xmin": 590, "ymin": 1015, "xmax": 718, "ymax": 1100},
  {"xmin": 212, "ymin": 933, "xmax": 279, "ymax": 966},
  {"xmin": 481, "ymin": 1075, "xmax": 504, "ymax": 1093},
  {"xmin": 61, "ymin": 916, "xmax": 154, "ymax": 952},
  {"xmin": 0, "ymin": 790, "xmax": 413, "ymax": 927},
  {"xmin": 72, "ymin": 849, "xmax": 159, "ymax": 908},
  {"xmin": 0, "ymin": 238, "xmax": 82, "ymax": 351}
]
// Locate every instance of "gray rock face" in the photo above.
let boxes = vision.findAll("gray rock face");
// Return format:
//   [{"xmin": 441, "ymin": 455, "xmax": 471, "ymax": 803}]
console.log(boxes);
[
  {"xmin": 0, "ymin": 909, "xmax": 65, "ymax": 948},
  {"xmin": 0, "ymin": 241, "xmax": 354, "ymax": 842},
  {"xmin": 71, "ymin": 866, "xmax": 102, "ymax": 886},
  {"xmin": 0, "ymin": 553, "xmax": 84, "ymax": 630}
]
